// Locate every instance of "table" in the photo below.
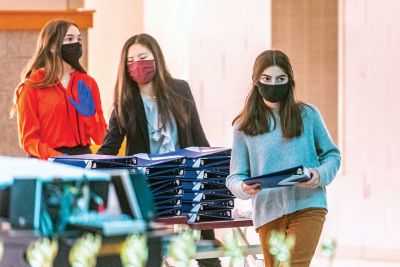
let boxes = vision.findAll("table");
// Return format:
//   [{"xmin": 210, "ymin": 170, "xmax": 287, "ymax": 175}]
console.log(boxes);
[
  {"xmin": 0, "ymin": 216, "xmax": 263, "ymax": 267},
  {"xmin": 160, "ymin": 216, "xmax": 263, "ymax": 267}
]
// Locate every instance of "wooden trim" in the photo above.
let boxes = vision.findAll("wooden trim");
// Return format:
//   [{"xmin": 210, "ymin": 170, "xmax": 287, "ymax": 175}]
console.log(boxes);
[
  {"xmin": 0, "ymin": 9, "xmax": 95, "ymax": 30},
  {"xmin": 271, "ymin": 0, "xmax": 339, "ymax": 144}
]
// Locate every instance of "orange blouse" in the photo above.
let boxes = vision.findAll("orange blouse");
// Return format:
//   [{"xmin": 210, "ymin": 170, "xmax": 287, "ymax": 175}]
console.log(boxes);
[{"xmin": 17, "ymin": 69, "xmax": 107, "ymax": 160}]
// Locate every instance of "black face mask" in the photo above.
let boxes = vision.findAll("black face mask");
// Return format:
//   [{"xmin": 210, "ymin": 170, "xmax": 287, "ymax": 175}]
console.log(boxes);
[
  {"xmin": 61, "ymin": 42, "xmax": 82, "ymax": 70},
  {"xmin": 257, "ymin": 81, "xmax": 290, "ymax": 103}
]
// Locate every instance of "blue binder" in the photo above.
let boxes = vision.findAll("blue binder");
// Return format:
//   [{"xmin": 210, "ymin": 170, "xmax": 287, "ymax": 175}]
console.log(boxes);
[
  {"xmin": 243, "ymin": 166, "xmax": 312, "ymax": 188},
  {"xmin": 156, "ymin": 206, "xmax": 181, "ymax": 217},
  {"xmin": 49, "ymin": 154, "xmax": 136, "ymax": 169},
  {"xmin": 182, "ymin": 191, "xmax": 234, "ymax": 202},
  {"xmin": 166, "ymin": 147, "xmax": 231, "ymax": 158},
  {"xmin": 154, "ymin": 198, "xmax": 182, "ymax": 207},
  {"xmin": 182, "ymin": 199, "xmax": 234, "ymax": 209},
  {"xmin": 136, "ymin": 166, "xmax": 184, "ymax": 177},
  {"xmin": 184, "ymin": 156, "xmax": 230, "ymax": 169},
  {"xmin": 188, "ymin": 209, "xmax": 233, "ymax": 223},
  {"xmin": 149, "ymin": 178, "xmax": 181, "ymax": 190},
  {"xmin": 161, "ymin": 147, "xmax": 231, "ymax": 169},
  {"xmin": 183, "ymin": 169, "xmax": 229, "ymax": 180},
  {"xmin": 181, "ymin": 181, "xmax": 227, "ymax": 191},
  {"xmin": 133, "ymin": 153, "xmax": 186, "ymax": 167},
  {"xmin": 152, "ymin": 187, "xmax": 183, "ymax": 197},
  {"xmin": 182, "ymin": 200, "xmax": 234, "ymax": 213}
]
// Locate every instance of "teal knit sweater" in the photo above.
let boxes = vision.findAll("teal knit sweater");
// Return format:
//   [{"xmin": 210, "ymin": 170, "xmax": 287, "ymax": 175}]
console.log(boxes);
[{"xmin": 226, "ymin": 104, "xmax": 341, "ymax": 229}]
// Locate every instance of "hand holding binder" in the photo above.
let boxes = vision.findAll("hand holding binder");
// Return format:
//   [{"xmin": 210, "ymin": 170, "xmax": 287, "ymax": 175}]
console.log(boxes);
[
  {"xmin": 295, "ymin": 168, "xmax": 320, "ymax": 189},
  {"xmin": 243, "ymin": 166, "xmax": 312, "ymax": 189}
]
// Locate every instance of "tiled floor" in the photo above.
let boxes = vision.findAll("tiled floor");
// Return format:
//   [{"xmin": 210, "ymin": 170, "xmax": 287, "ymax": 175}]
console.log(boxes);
[
  {"xmin": 311, "ymin": 258, "xmax": 400, "ymax": 267},
  {"xmin": 188, "ymin": 256, "xmax": 400, "ymax": 267}
]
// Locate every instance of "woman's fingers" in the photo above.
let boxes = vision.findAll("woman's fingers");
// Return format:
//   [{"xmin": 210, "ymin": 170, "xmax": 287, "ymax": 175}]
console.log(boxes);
[{"xmin": 242, "ymin": 182, "xmax": 261, "ymax": 195}]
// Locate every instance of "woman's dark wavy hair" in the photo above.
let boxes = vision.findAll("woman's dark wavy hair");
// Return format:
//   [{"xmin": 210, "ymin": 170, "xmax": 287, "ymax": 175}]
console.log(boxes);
[
  {"xmin": 232, "ymin": 50, "xmax": 304, "ymax": 138},
  {"xmin": 113, "ymin": 33, "xmax": 188, "ymax": 134}
]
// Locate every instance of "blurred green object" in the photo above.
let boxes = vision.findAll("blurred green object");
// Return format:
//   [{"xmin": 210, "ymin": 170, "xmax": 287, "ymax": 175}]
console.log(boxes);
[
  {"xmin": 269, "ymin": 230, "xmax": 295, "ymax": 267},
  {"xmin": 69, "ymin": 233, "xmax": 101, "ymax": 267},
  {"xmin": 26, "ymin": 237, "xmax": 58, "ymax": 267},
  {"xmin": 121, "ymin": 234, "xmax": 148, "ymax": 267},
  {"xmin": 222, "ymin": 229, "xmax": 246, "ymax": 267},
  {"xmin": 321, "ymin": 237, "xmax": 337, "ymax": 267},
  {"xmin": 167, "ymin": 229, "xmax": 200, "ymax": 267}
]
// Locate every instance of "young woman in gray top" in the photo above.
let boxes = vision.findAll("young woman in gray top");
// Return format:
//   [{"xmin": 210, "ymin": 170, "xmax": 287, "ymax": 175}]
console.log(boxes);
[{"xmin": 227, "ymin": 50, "xmax": 341, "ymax": 267}]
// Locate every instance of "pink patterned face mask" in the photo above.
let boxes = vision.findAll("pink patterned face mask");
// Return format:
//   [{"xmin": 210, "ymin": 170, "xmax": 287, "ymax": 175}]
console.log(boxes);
[{"xmin": 128, "ymin": 59, "xmax": 156, "ymax": 84}]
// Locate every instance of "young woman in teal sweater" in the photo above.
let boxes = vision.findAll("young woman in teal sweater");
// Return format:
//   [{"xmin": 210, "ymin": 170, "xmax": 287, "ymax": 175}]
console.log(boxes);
[{"xmin": 226, "ymin": 50, "xmax": 341, "ymax": 267}]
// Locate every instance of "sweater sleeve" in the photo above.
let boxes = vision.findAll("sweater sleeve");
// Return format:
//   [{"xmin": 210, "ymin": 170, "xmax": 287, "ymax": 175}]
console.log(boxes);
[
  {"xmin": 97, "ymin": 109, "xmax": 125, "ymax": 155},
  {"xmin": 311, "ymin": 106, "xmax": 341, "ymax": 186},
  {"xmin": 226, "ymin": 125, "xmax": 253, "ymax": 200},
  {"xmin": 17, "ymin": 85, "xmax": 62, "ymax": 160}
]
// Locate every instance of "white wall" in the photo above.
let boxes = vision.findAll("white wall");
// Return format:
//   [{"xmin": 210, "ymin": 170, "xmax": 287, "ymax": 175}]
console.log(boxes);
[
  {"xmin": 85, "ymin": 0, "xmax": 143, "ymax": 118},
  {"xmin": 144, "ymin": 0, "xmax": 270, "ymax": 147},
  {"xmin": 142, "ymin": 0, "xmax": 270, "ymax": 245},
  {"xmin": 320, "ymin": 0, "xmax": 400, "ymax": 261},
  {"xmin": 85, "ymin": 0, "xmax": 270, "ymax": 145}
]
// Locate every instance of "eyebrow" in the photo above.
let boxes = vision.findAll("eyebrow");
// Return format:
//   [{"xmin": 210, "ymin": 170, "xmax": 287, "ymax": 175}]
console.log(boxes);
[
  {"xmin": 127, "ymin": 52, "xmax": 147, "ymax": 59},
  {"xmin": 261, "ymin": 74, "xmax": 287, "ymax": 78},
  {"xmin": 65, "ymin": 34, "xmax": 81, "ymax": 37}
]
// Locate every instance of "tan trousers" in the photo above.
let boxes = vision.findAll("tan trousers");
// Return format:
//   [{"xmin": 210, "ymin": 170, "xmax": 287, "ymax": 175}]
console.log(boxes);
[{"xmin": 257, "ymin": 208, "xmax": 327, "ymax": 267}]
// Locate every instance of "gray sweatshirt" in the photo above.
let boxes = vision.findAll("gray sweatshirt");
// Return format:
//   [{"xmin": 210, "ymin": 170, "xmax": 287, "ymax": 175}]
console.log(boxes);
[{"xmin": 226, "ymin": 104, "xmax": 341, "ymax": 229}]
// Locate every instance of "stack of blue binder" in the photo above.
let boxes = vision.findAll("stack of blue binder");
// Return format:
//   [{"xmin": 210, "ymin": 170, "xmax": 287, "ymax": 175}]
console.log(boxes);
[
  {"xmin": 50, "ymin": 153, "xmax": 186, "ymax": 218},
  {"xmin": 50, "ymin": 147, "xmax": 236, "ymax": 222},
  {"xmin": 162, "ymin": 147, "xmax": 235, "ymax": 224},
  {"xmin": 132, "ymin": 153, "xmax": 186, "ymax": 217}
]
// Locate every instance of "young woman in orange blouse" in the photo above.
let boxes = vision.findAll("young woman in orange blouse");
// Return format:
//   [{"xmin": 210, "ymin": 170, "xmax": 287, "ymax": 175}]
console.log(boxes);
[{"xmin": 11, "ymin": 19, "xmax": 107, "ymax": 160}]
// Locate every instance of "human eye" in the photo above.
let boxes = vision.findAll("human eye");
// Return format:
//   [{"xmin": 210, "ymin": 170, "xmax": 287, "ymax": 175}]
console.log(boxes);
[
  {"xmin": 261, "ymin": 76, "xmax": 270, "ymax": 82},
  {"xmin": 277, "ymin": 76, "xmax": 288, "ymax": 83}
]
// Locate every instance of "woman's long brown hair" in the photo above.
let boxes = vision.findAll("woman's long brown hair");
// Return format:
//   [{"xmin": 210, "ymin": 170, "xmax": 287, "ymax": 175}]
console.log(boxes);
[
  {"xmin": 114, "ymin": 33, "xmax": 188, "ymax": 134},
  {"xmin": 10, "ymin": 19, "xmax": 85, "ymax": 117},
  {"xmin": 233, "ymin": 50, "xmax": 304, "ymax": 138}
]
